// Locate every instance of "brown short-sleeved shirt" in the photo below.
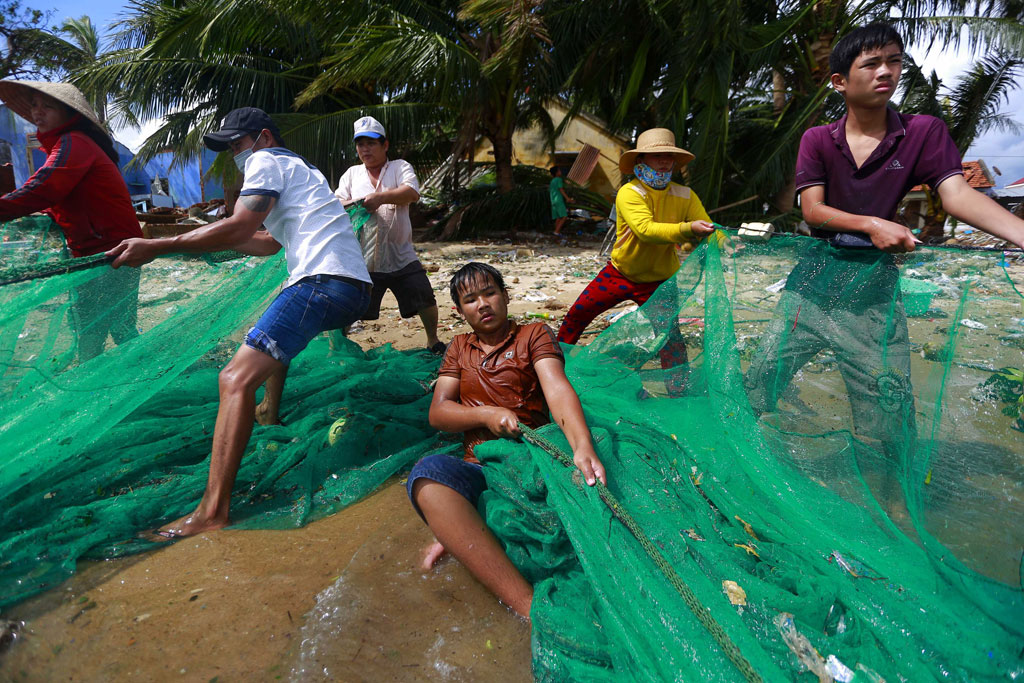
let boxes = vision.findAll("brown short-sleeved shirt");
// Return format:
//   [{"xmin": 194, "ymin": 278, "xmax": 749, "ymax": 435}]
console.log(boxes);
[{"xmin": 439, "ymin": 322, "xmax": 564, "ymax": 462}]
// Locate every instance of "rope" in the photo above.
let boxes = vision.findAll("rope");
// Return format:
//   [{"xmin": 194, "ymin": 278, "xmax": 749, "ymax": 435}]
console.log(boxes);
[
  {"xmin": 711, "ymin": 222, "xmax": 1024, "ymax": 253},
  {"xmin": 0, "ymin": 253, "xmax": 113, "ymax": 287},
  {"xmin": 517, "ymin": 422, "xmax": 764, "ymax": 683}
]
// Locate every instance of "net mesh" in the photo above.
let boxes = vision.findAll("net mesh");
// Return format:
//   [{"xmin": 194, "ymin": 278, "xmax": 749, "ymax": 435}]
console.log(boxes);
[{"xmin": 2, "ymin": 215, "xmax": 1023, "ymax": 681}]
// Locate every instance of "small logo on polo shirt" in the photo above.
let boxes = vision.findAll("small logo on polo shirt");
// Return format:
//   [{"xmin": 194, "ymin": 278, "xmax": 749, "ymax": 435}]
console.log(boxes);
[{"xmin": 886, "ymin": 159, "xmax": 904, "ymax": 170}]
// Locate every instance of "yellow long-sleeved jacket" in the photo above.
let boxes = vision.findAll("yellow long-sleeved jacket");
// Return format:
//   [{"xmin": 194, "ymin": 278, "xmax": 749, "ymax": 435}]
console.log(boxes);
[{"xmin": 611, "ymin": 179, "xmax": 711, "ymax": 283}]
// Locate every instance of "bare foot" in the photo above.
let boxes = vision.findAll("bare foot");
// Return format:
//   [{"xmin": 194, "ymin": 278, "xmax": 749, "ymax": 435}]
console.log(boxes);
[
  {"xmin": 421, "ymin": 541, "xmax": 447, "ymax": 570},
  {"xmin": 254, "ymin": 400, "xmax": 280, "ymax": 426},
  {"xmin": 154, "ymin": 510, "xmax": 229, "ymax": 539}
]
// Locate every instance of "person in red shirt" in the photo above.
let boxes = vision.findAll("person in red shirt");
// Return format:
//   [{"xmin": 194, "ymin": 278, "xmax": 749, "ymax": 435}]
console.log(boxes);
[{"xmin": 0, "ymin": 81, "xmax": 144, "ymax": 360}]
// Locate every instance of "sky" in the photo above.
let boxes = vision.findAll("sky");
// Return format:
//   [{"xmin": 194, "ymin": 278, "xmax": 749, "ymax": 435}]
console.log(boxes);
[{"xmin": 39, "ymin": 0, "xmax": 1024, "ymax": 188}]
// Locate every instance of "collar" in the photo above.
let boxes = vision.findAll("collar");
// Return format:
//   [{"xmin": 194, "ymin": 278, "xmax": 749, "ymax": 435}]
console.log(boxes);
[
  {"xmin": 466, "ymin": 320, "xmax": 519, "ymax": 355},
  {"xmin": 830, "ymin": 108, "xmax": 906, "ymax": 169},
  {"xmin": 36, "ymin": 114, "xmax": 83, "ymax": 151},
  {"xmin": 366, "ymin": 160, "xmax": 389, "ymax": 191}
]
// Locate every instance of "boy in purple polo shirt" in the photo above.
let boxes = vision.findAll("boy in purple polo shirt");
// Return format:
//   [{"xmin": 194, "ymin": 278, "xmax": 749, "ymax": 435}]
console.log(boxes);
[{"xmin": 746, "ymin": 23, "xmax": 1024, "ymax": 455}]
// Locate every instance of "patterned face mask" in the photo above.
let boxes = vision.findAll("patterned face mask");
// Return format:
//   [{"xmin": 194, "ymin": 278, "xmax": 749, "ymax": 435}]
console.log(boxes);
[{"xmin": 633, "ymin": 163, "xmax": 672, "ymax": 189}]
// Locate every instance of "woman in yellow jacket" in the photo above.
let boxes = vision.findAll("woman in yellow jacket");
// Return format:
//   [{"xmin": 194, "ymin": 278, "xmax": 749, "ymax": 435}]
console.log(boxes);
[{"xmin": 557, "ymin": 128, "xmax": 716, "ymax": 381}]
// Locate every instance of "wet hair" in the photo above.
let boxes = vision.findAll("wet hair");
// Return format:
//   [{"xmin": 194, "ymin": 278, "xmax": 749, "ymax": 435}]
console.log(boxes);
[
  {"xmin": 829, "ymin": 23, "xmax": 904, "ymax": 78},
  {"xmin": 449, "ymin": 262, "xmax": 506, "ymax": 308}
]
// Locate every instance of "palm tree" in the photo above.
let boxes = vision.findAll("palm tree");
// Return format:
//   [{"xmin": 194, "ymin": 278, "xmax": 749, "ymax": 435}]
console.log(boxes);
[
  {"xmin": 898, "ymin": 52, "xmax": 1023, "ymax": 241},
  {"xmin": 295, "ymin": 0, "xmax": 560, "ymax": 194},
  {"xmin": 70, "ymin": 0, "xmax": 1024, "ymax": 223}
]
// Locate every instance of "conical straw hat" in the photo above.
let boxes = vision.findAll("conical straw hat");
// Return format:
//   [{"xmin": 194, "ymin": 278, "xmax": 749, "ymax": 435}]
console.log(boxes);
[
  {"xmin": 0, "ymin": 80, "xmax": 104, "ymax": 132},
  {"xmin": 619, "ymin": 128, "xmax": 695, "ymax": 175}
]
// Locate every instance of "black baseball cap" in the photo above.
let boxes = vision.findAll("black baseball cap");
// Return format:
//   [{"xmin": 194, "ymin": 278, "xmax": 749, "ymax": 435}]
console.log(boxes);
[{"xmin": 204, "ymin": 107, "xmax": 281, "ymax": 151}]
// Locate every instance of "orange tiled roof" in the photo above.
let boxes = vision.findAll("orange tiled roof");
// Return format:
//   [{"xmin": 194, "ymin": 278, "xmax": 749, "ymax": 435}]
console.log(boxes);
[{"xmin": 910, "ymin": 160, "xmax": 994, "ymax": 192}]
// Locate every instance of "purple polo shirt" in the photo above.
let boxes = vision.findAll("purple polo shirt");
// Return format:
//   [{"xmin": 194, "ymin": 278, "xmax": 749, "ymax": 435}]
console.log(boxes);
[{"xmin": 795, "ymin": 108, "xmax": 962, "ymax": 247}]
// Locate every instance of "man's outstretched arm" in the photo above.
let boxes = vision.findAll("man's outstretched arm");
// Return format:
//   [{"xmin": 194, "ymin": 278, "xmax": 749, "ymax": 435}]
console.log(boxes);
[
  {"xmin": 535, "ymin": 357, "xmax": 606, "ymax": 486},
  {"xmin": 937, "ymin": 174, "xmax": 1024, "ymax": 248},
  {"xmin": 108, "ymin": 195, "xmax": 277, "ymax": 267}
]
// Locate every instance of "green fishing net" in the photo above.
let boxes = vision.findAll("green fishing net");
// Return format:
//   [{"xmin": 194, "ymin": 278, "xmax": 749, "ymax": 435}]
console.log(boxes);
[
  {"xmin": 1, "ymin": 219, "xmax": 444, "ymax": 608},
  {"xmin": 476, "ymin": 235, "xmax": 1023, "ymax": 681},
  {"xmin": 2, "ymin": 212, "xmax": 1023, "ymax": 681}
]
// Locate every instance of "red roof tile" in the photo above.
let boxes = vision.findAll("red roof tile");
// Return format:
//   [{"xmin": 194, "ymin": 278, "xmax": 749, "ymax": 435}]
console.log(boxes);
[
  {"xmin": 1007, "ymin": 176, "xmax": 1024, "ymax": 188},
  {"xmin": 910, "ymin": 160, "xmax": 994, "ymax": 192}
]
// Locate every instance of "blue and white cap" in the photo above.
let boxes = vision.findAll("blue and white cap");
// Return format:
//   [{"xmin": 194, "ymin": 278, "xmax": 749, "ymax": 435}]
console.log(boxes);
[{"xmin": 353, "ymin": 116, "xmax": 386, "ymax": 141}]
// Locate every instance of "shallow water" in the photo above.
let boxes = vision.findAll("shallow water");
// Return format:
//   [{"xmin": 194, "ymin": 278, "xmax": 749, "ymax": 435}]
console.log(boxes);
[
  {"xmin": 0, "ymin": 482, "xmax": 532, "ymax": 681},
  {"xmin": 289, "ymin": 512, "xmax": 530, "ymax": 681}
]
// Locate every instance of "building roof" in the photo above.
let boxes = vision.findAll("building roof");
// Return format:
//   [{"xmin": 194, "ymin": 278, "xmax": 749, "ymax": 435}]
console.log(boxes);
[
  {"xmin": 1006, "ymin": 176, "xmax": 1024, "ymax": 189},
  {"xmin": 911, "ymin": 160, "xmax": 994, "ymax": 192}
]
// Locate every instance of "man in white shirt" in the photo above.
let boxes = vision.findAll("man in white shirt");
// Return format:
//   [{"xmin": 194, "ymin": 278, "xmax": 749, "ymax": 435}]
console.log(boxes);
[
  {"xmin": 107, "ymin": 107, "xmax": 372, "ymax": 537},
  {"xmin": 335, "ymin": 116, "xmax": 444, "ymax": 354}
]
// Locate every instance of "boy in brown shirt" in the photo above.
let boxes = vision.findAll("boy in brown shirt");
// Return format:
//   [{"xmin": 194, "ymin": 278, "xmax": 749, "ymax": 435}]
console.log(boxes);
[{"xmin": 407, "ymin": 262, "xmax": 606, "ymax": 621}]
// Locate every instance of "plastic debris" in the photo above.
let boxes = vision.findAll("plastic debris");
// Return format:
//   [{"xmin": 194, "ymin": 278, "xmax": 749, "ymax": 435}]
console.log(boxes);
[
  {"xmin": 607, "ymin": 305, "xmax": 638, "ymax": 323},
  {"xmin": 774, "ymin": 612, "xmax": 830, "ymax": 682},
  {"xmin": 765, "ymin": 278, "xmax": 788, "ymax": 293},
  {"xmin": 826, "ymin": 654, "xmax": 854, "ymax": 682},
  {"xmin": 960, "ymin": 319, "xmax": 987, "ymax": 330},
  {"xmin": 522, "ymin": 291, "xmax": 554, "ymax": 302}
]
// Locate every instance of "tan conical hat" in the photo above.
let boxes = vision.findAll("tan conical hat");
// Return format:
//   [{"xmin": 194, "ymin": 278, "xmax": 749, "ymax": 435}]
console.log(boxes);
[
  {"xmin": 619, "ymin": 128, "xmax": 695, "ymax": 175},
  {"xmin": 0, "ymin": 80, "xmax": 104, "ymax": 132}
]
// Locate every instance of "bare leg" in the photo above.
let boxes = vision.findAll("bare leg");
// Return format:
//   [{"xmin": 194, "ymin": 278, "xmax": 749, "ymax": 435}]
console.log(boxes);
[
  {"xmin": 553, "ymin": 216, "xmax": 568, "ymax": 235},
  {"xmin": 414, "ymin": 480, "xmax": 532, "ymax": 620},
  {"xmin": 159, "ymin": 346, "xmax": 284, "ymax": 537},
  {"xmin": 255, "ymin": 364, "xmax": 288, "ymax": 425},
  {"xmin": 418, "ymin": 304, "xmax": 441, "ymax": 349}
]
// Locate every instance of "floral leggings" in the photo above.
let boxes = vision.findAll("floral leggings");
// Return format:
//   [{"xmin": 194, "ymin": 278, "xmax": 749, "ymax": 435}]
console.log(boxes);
[{"xmin": 557, "ymin": 262, "xmax": 688, "ymax": 390}]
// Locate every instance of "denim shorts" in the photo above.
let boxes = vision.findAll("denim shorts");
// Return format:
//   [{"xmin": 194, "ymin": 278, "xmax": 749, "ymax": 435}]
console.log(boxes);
[
  {"xmin": 406, "ymin": 453, "xmax": 486, "ymax": 521},
  {"xmin": 245, "ymin": 274, "xmax": 370, "ymax": 364}
]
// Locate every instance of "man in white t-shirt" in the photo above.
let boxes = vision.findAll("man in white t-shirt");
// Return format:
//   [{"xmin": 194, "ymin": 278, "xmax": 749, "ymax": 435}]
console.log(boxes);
[
  {"xmin": 107, "ymin": 107, "xmax": 372, "ymax": 537},
  {"xmin": 335, "ymin": 116, "xmax": 444, "ymax": 354}
]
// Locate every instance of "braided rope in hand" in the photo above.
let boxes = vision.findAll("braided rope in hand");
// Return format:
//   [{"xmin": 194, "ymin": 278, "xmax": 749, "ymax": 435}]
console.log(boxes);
[
  {"xmin": 0, "ymin": 253, "xmax": 113, "ymax": 287},
  {"xmin": 517, "ymin": 422, "xmax": 763, "ymax": 683}
]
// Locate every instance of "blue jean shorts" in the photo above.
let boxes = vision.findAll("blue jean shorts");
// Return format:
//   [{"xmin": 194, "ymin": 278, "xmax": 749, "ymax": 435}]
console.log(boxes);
[
  {"xmin": 406, "ymin": 453, "xmax": 486, "ymax": 521},
  {"xmin": 245, "ymin": 274, "xmax": 370, "ymax": 364}
]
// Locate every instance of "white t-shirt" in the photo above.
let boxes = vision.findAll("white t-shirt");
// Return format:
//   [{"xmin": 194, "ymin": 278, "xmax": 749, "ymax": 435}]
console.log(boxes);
[
  {"xmin": 335, "ymin": 159, "xmax": 420, "ymax": 273},
  {"xmin": 240, "ymin": 148, "xmax": 371, "ymax": 288}
]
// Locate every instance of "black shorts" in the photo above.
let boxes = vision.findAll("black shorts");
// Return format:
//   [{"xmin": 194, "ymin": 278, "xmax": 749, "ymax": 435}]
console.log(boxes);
[{"xmin": 362, "ymin": 260, "xmax": 437, "ymax": 320}]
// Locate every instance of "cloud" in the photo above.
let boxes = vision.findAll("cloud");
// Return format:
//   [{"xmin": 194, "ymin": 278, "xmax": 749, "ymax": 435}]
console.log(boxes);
[
  {"xmin": 111, "ymin": 118, "xmax": 165, "ymax": 154},
  {"xmin": 908, "ymin": 39, "xmax": 1024, "ymax": 188}
]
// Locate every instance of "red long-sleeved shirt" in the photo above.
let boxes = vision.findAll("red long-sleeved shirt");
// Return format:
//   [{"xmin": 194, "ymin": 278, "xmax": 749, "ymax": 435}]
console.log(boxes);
[{"xmin": 0, "ymin": 117, "xmax": 142, "ymax": 257}]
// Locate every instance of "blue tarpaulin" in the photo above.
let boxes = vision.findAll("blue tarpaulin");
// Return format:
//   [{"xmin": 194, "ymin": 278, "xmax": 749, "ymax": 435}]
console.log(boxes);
[{"xmin": 143, "ymin": 149, "xmax": 224, "ymax": 207}]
